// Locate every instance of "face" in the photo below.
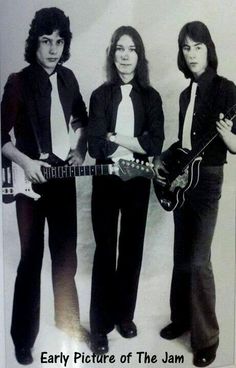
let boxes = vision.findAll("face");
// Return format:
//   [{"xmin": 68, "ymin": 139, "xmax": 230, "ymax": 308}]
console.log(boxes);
[
  {"xmin": 36, "ymin": 30, "xmax": 65, "ymax": 74},
  {"xmin": 114, "ymin": 34, "xmax": 138, "ymax": 81},
  {"xmin": 182, "ymin": 36, "xmax": 208, "ymax": 78}
]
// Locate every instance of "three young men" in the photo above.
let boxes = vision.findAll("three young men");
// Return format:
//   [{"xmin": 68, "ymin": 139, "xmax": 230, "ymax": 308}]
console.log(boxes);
[{"xmin": 1, "ymin": 8, "xmax": 236, "ymax": 368}]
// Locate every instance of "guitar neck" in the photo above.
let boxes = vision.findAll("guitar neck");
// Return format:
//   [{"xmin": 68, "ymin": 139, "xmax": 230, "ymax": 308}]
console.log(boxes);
[
  {"xmin": 181, "ymin": 131, "xmax": 218, "ymax": 171},
  {"xmin": 42, "ymin": 164, "xmax": 112, "ymax": 180},
  {"xmin": 176, "ymin": 103, "xmax": 236, "ymax": 176}
]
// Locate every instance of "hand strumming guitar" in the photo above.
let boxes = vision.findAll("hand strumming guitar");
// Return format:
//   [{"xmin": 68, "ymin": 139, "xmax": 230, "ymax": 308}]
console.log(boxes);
[
  {"xmin": 153, "ymin": 156, "xmax": 169, "ymax": 187},
  {"xmin": 2, "ymin": 141, "xmax": 50, "ymax": 184}
]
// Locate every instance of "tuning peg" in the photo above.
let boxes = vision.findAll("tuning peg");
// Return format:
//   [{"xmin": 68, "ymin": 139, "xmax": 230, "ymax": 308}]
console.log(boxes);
[
  {"xmin": 141, "ymin": 161, "xmax": 144, "ymax": 165},
  {"xmin": 145, "ymin": 162, "xmax": 150, "ymax": 166},
  {"xmin": 136, "ymin": 159, "xmax": 140, "ymax": 163}
]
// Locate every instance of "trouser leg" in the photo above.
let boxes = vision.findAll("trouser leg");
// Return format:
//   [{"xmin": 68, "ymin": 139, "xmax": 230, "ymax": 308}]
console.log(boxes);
[
  {"xmin": 90, "ymin": 176, "xmax": 120, "ymax": 334},
  {"xmin": 115, "ymin": 178, "xmax": 150, "ymax": 323},
  {"xmin": 11, "ymin": 196, "xmax": 45, "ymax": 348},
  {"xmin": 46, "ymin": 180, "xmax": 80, "ymax": 329},
  {"xmin": 170, "ymin": 166, "xmax": 223, "ymax": 350},
  {"xmin": 190, "ymin": 202, "xmax": 219, "ymax": 350},
  {"xmin": 170, "ymin": 206, "xmax": 192, "ymax": 327}
]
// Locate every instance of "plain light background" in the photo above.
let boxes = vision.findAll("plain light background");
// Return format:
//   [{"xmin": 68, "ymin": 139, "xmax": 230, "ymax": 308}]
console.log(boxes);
[{"xmin": 0, "ymin": 1, "xmax": 236, "ymax": 367}]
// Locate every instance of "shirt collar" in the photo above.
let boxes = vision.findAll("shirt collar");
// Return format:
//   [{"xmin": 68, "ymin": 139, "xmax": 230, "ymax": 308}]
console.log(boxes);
[
  {"xmin": 112, "ymin": 76, "xmax": 142, "ymax": 93},
  {"xmin": 30, "ymin": 63, "xmax": 69, "ymax": 94},
  {"xmin": 192, "ymin": 67, "xmax": 216, "ymax": 95}
]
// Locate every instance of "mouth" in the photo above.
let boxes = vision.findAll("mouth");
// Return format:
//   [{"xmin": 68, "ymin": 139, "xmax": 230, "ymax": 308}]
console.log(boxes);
[
  {"xmin": 189, "ymin": 62, "xmax": 198, "ymax": 67},
  {"xmin": 47, "ymin": 58, "xmax": 58, "ymax": 62}
]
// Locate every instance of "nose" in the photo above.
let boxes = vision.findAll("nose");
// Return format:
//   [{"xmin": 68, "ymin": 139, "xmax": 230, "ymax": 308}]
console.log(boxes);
[
  {"xmin": 49, "ymin": 43, "xmax": 57, "ymax": 54},
  {"xmin": 189, "ymin": 48, "xmax": 196, "ymax": 59},
  {"xmin": 121, "ymin": 49, "xmax": 129, "ymax": 59}
]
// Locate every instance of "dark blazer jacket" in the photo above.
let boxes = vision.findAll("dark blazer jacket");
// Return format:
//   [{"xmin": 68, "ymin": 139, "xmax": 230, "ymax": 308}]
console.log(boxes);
[{"xmin": 1, "ymin": 63, "xmax": 88, "ymax": 159}]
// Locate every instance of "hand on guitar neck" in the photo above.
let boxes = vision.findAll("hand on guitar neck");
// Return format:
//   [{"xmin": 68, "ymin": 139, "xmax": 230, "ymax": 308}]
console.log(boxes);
[
  {"xmin": 21, "ymin": 158, "xmax": 51, "ymax": 184},
  {"xmin": 216, "ymin": 113, "xmax": 236, "ymax": 154}
]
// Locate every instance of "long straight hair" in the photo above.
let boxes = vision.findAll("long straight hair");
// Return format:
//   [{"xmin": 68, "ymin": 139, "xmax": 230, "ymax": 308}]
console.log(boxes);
[{"xmin": 106, "ymin": 26, "xmax": 150, "ymax": 88}]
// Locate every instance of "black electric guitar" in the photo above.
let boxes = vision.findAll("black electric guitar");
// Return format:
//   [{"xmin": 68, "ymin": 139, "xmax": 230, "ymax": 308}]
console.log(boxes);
[
  {"xmin": 2, "ymin": 157, "xmax": 155, "ymax": 203},
  {"xmin": 154, "ymin": 104, "xmax": 236, "ymax": 211}
]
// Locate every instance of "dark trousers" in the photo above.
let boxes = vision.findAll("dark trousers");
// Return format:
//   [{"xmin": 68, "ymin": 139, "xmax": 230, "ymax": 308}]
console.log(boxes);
[
  {"xmin": 11, "ymin": 179, "xmax": 79, "ymax": 349},
  {"xmin": 90, "ymin": 175, "xmax": 150, "ymax": 334},
  {"xmin": 170, "ymin": 166, "xmax": 223, "ymax": 350}
]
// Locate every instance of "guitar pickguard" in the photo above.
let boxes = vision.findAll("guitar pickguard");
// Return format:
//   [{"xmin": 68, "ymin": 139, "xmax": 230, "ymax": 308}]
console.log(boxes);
[{"xmin": 170, "ymin": 170, "xmax": 189, "ymax": 192}]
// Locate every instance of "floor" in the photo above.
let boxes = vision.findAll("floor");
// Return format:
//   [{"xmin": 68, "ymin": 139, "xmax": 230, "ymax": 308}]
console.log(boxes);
[{"xmin": 1, "ymin": 155, "xmax": 236, "ymax": 368}]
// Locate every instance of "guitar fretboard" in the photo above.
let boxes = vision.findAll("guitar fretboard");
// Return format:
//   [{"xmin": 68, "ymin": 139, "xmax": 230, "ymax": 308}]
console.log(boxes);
[
  {"xmin": 41, "ymin": 164, "xmax": 111, "ymax": 180},
  {"xmin": 176, "ymin": 103, "xmax": 236, "ymax": 176}
]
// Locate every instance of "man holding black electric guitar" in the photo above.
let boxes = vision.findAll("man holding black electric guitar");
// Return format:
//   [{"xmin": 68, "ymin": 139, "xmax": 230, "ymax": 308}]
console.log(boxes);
[{"xmin": 154, "ymin": 21, "xmax": 236, "ymax": 367}]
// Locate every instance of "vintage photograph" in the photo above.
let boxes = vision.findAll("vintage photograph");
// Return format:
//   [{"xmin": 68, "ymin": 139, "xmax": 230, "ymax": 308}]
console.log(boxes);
[{"xmin": 1, "ymin": 1, "xmax": 236, "ymax": 367}]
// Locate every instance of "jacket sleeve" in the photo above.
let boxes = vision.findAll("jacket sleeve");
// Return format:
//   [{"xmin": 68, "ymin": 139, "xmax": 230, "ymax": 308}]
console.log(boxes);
[
  {"xmin": 137, "ymin": 88, "xmax": 165, "ymax": 156},
  {"xmin": 88, "ymin": 88, "xmax": 117, "ymax": 159},
  {"xmin": 69, "ymin": 70, "xmax": 88, "ymax": 131},
  {"xmin": 1, "ymin": 73, "xmax": 23, "ymax": 148},
  {"xmin": 160, "ymin": 93, "xmax": 183, "ymax": 163},
  {"xmin": 223, "ymin": 79, "xmax": 236, "ymax": 134}
]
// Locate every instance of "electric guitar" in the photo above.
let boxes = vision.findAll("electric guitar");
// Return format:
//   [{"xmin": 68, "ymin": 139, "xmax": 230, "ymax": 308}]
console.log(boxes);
[
  {"xmin": 154, "ymin": 104, "xmax": 236, "ymax": 211},
  {"xmin": 2, "ymin": 158, "xmax": 155, "ymax": 203}
]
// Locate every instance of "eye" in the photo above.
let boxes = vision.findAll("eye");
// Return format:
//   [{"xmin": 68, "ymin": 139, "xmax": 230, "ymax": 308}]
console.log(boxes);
[
  {"xmin": 57, "ymin": 39, "xmax": 65, "ymax": 46},
  {"xmin": 129, "ymin": 47, "xmax": 136, "ymax": 52},
  {"xmin": 41, "ymin": 39, "xmax": 50, "ymax": 45},
  {"xmin": 116, "ymin": 46, "xmax": 124, "ymax": 52},
  {"xmin": 182, "ymin": 46, "xmax": 189, "ymax": 52}
]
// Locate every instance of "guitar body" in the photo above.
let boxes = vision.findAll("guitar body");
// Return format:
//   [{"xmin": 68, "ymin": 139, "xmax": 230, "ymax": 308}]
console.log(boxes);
[
  {"xmin": 153, "ymin": 103, "xmax": 236, "ymax": 211},
  {"xmin": 154, "ymin": 148, "xmax": 202, "ymax": 211},
  {"xmin": 1, "ymin": 153, "xmax": 64, "ymax": 203},
  {"xmin": 2, "ymin": 163, "xmax": 40, "ymax": 203}
]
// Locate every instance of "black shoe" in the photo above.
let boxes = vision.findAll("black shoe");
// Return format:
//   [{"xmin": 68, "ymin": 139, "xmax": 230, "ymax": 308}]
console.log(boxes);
[
  {"xmin": 90, "ymin": 333, "xmax": 109, "ymax": 355},
  {"xmin": 160, "ymin": 322, "xmax": 189, "ymax": 340},
  {"xmin": 193, "ymin": 341, "xmax": 219, "ymax": 367},
  {"xmin": 15, "ymin": 347, "xmax": 33, "ymax": 365},
  {"xmin": 116, "ymin": 321, "xmax": 137, "ymax": 338}
]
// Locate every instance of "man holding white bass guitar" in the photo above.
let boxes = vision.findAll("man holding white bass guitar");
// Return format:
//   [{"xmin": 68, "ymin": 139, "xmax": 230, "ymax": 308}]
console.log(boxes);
[
  {"xmin": 1, "ymin": 8, "xmax": 88, "ymax": 365},
  {"xmin": 154, "ymin": 21, "xmax": 236, "ymax": 367}
]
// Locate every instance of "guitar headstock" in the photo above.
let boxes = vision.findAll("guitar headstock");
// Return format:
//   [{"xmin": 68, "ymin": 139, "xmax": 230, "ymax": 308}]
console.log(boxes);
[{"xmin": 114, "ymin": 159, "xmax": 155, "ymax": 181}]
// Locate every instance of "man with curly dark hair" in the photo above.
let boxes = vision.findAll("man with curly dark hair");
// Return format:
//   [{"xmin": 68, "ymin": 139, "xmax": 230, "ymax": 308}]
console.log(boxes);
[{"xmin": 1, "ymin": 7, "xmax": 88, "ymax": 365}]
